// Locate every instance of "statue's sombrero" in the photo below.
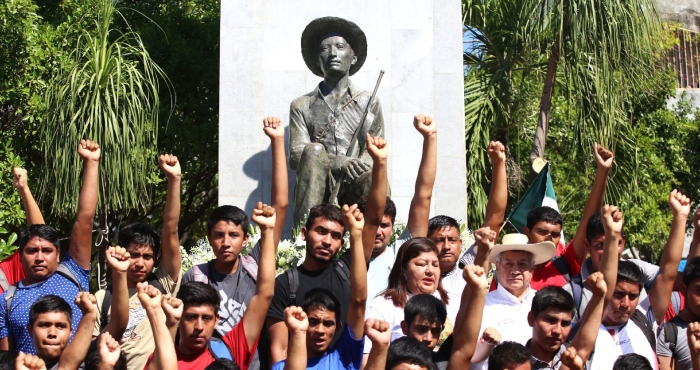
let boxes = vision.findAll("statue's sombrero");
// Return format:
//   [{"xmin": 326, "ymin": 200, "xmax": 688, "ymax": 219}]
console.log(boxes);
[{"xmin": 301, "ymin": 17, "xmax": 367, "ymax": 77}]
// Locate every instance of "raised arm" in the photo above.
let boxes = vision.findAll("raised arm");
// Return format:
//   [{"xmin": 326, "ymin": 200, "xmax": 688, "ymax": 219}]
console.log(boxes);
[
  {"xmin": 342, "ymin": 204, "xmax": 367, "ymax": 338},
  {"xmin": 406, "ymin": 114, "xmax": 437, "ymax": 237},
  {"xmin": 572, "ymin": 144, "xmax": 613, "ymax": 263},
  {"xmin": 481, "ymin": 141, "xmax": 506, "ymax": 233},
  {"xmin": 599, "ymin": 205, "xmax": 624, "ymax": 301},
  {"xmin": 650, "ymin": 190, "xmax": 691, "ymax": 324},
  {"xmin": 58, "ymin": 292, "xmax": 98, "ymax": 370},
  {"xmin": 263, "ymin": 117, "xmax": 289, "ymax": 247},
  {"xmin": 70, "ymin": 140, "xmax": 101, "ymax": 269},
  {"xmin": 283, "ymin": 307, "xmax": 308, "ymax": 370},
  {"xmin": 362, "ymin": 134, "xmax": 388, "ymax": 261},
  {"xmin": 161, "ymin": 294, "xmax": 183, "ymax": 342},
  {"xmin": 96, "ymin": 333, "xmax": 122, "ymax": 370},
  {"xmin": 15, "ymin": 352, "xmax": 46, "ymax": 370},
  {"xmin": 689, "ymin": 210, "xmax": 700, "ymax": 260},
  {"xmin": 364, "ymin": 319, "xmax": 392, "ymax": 370},
  {"xmin": 569, "ymin": 272, "xmax": 607, "ymax": 364},
  {"xmin": 242, "ymin": 202, "xmax": 276, "ymax": 348},
  {"xmin": 447, "ymin": 233, "xmax": 493, "ymax": 370},
  {"xmin": 102, "ymin": 246, "xmax": 131, "ymax": 340},
  {"xmin": 13, "ymin": 168, "xmax": 44, "ymax": 226},
  {"xmin": 159, "ymin": 154, "xmax": 183, "ymax": 280},
  {"xmin": 687, "ymin": 322, "xmax": 700, "ymax": 370},
  {"xmin": 139, "ymin": 283, "xmax": 177, "ymax": 370}
]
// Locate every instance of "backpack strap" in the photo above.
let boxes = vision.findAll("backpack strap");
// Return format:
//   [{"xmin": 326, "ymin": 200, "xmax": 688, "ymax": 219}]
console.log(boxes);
[
  {"xmin": 551, "ymin": 256, "xmax": 572, "ymax": 283},
  {"xmin": 208, "ymin": 337, "xmax": 233, "ymax": 360},
  {"xmin": 664, "ymin": 317, "xmax": 680, "ymax": 354},
  {"xmin": 100, "ymin": 288, "xmax": 113, "ymax": 331},
  {"xmin": 631, "ymin": 309, "xmax": 657, "ymax": 349},
  {"xmin": 570, "ymin": 274, "xmax": 584, "ymax": 322},
  {"xmin": 192, "ymin": 262, "xmax": 211, "ymax": 284},
  {"xmin": 334, "ymin": 260, "xmax": 350, "ymax": 286},
  {"xmin": 0, "ymin": 269, "xmax": 9, "ymax": 291},
  {"xmin": 286, "ymin": 268, "xmax": 299, "ymax": 304},
  {"xmin": 55, "ymin": 264, "xmax": 84, "ymax": 291},
  {"xmin": 240, "ymin": 255, "xmax": 258, "ymax": 281},
  {"xmin": 3, "ymin": 283, "xmax": 18, "ymax": 314}
]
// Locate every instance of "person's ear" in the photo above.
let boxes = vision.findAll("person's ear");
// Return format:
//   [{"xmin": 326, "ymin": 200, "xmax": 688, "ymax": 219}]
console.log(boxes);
[
  {"xmin": 336, "ymin": 321, "xmax": 343, "ymax": 335},
  {"xmin": 301, "ymin": 228, "xmax": 308, "ymax": 241},
  {"xmin": 401, "ymin": 321, "xmax": 408, "ymax": 335},
  {"xmin": 527, "ymin": 312, "xmax": 535, "ymax": 327},
  {"xmin": 523, "ymin": 227, "xmax": 531, "ymax": 236},
  {"xmin": 351, "ymin": 55, "xmax": 357, "ymax": 65}
]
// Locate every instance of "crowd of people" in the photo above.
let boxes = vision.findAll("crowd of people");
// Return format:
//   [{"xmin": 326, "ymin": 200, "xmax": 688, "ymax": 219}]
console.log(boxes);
[{"xmin": 0, "ymin": 115, "xmax": 698, "ymax": 370}]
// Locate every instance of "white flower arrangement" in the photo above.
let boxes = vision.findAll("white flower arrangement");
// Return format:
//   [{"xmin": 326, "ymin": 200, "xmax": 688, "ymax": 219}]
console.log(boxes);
[{"xmin": 179, "ymin": 218, "xmax": 473, "ymax": 276}]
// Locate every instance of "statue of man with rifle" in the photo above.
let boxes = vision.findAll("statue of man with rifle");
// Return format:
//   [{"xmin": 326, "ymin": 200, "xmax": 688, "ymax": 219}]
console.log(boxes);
[{"xmin": 289, "ymin": 16, "xmax": 386, "ymax": 226}]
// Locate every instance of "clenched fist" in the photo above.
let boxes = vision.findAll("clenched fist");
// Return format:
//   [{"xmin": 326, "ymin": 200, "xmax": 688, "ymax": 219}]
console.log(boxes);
[
  {"xmin": 413, "ymin": 114, "xmax": 436, "ymax": 138},
  {"xmin": 77, "ymin": 139, "xmax": 101, "ymax": 162}
]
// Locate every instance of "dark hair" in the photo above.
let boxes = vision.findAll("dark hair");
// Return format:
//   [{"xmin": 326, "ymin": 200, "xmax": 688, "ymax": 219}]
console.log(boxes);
[
  {"xmin": 404, "ymin": 294, "xmax": 447, "ymax": 327},
  {"xmin": 29, "ymin": 295, "xmax": 72, "ymax": 326},
  {"xmin": 683, "ymin": 257, "xmax": 700, "ymax": 288},
  {"xmin": 386, "ymin": 337, "xmax": 434, "ymax": 370},
  {"xmin": 84, "ymin": 349, "xmax": 127, "ymax": 370},
  {"xmin": 19, "ymin": 224, "xmax": 60, "ymax": 251},
  {"xmin": 207, "ymin": 205, "xmax": 249, "ymax": 236},
  {"xmin": 382, "ymin": 238, "xmax": 448, "ymax": 307},
  {"xmin": 427, "ymin": 216, "xmax": 460, "ymax": 238},
  {"xmin": 531, "ymin": 286, "xmax": 575, "ymax": 319},
  {"xmin": 301, "ymin": 288, "xmax": 342, "ymax": 324},
  {"xmin": 357, "ymin": 195, "xmax": 397, "ymax": 224},
  {"xmin": 205, "ymin": 359, "xmax": 241, "ymax": 370},
  {"xmin": 177, "ymin": 282, "xmax": 221, "ymax": 312},
  {"xmin": 305, "ymin": 203, "xmax": 345, "ymax": 233},
  {"xmin": 118, "ymin": 223, "xmax": 161, "ymax": 258},
  {"xmin": 586, "ymin": 211, "xmax": 626, "ymax": 241},
  {"xmin": 526, "ymin": 206, "xmax": 563, "ymax": 229},
  {"xmin": 0, "ymin": 351, "xmax": 16, "ymax": 370},
  {"xmin": 617, "ymin": 260, "xmax": 643, "ymax": 291},
  {"xmin": 613, "ymin": 353, "xmax": 653, "ymax": 370},
  {"xmin": 488, "ymin": 341, "xmax": 531, "ymax": 370}
]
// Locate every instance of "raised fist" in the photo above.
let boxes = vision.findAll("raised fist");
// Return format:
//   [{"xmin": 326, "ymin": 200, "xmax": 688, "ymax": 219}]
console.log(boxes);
[
  {"xmin": 137, "ymin": 282, "xmax": 163, "ymax": 311},
  {"xmin": 669, "ymin": 189, "xmax": 691, "ymax": 218},
  {"xmin": 284, "ymin": 306, "xmax": 309, "ymax": 333},
  {"xmin": 15, "ymin": 352, "xmax": 46, "ymax": 370},
  {"xmin": 341, "ymin": 204, "xmax": 364, "ymax": 235},
  {"xmin": 106, "ymin": 246, "xmax": 131, "ymax": 274},
  {"xmin": 594, "ymin": 143, "xmax": 614, "ymax": 170},
  {"xmin": 560, "ymin": 346, "xmax": 584, "ymax": 370},
  {"xmin": 688, "ymin": 322, "xmax": 700, "ymax": 354},
  {"xmin": 601, "ymin": 205, "xmax": 623, "ymax": 236},
  {"xmin": 583, "ymin": 272, "xmax": 606, "ymax": 297},
  {"xmin": 473, "ymin": 227, "xmax": 496, "ymax": 256},
  {"xmin": 413, "ymin": 114, "xmax": 436, "ymax": 137},
  {"xmin": 251, "ymin": 202, "xmax": 276, "ymax": 231},
  {"xmin": 75, "ymin": 292, "xmax": 98, "ymax": 316},
  {"xmin": 98, "ymin": 332, "xmax": 122, "ymax": 367},
  {"xmin": 263, "ymin": 116, "xmax": 285, "ymax": 139},
  {"xmin": 159, "ymin": 154, "xmax": 181, "ymax": 179},
  {"xmin": 77, "ymin": 139, "xmax": 101, "ymax": 162},
  {"xmin": 364, "ymin": 318, "xmax": 391, "ymax": 346},
  {"xmin": 366, "ymin": 134, "xmax": 388, "ymax": 161},
  {"xmin": 161, "ymin": 293, "xmax": 184, "ymax": 324},
  {"xmin": 12, "ymin": 168, "xmax": 28, "ymax": 190},
  {"xmin": 486, "ymin": 141, "xmax": 506, "ymax": 164},
  {"xmin": 481, "ymin": 327, "xmax": 501, "ymax": 346},
  {"xmin": 341, "ymin": 158, "xmax": 371, "ymax": 180},
  {"xmin": 463, "ymin": 264, "xmax": 488, "ymax": 291}
]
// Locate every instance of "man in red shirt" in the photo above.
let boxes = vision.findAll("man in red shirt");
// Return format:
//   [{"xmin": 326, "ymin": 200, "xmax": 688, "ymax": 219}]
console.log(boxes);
[
  {"xmin": 0, "ymin": 168, "xmax": 46, "ymax": 293},
  {"xmin": 144, "ymin": 203, "xmax": 277, "ymax": 370}
]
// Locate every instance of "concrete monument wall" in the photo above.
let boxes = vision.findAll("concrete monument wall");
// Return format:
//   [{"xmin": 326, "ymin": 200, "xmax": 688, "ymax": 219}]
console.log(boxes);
[{"xmin": 219, "ymin": 0, "xmax": 467, "ymax": 235}]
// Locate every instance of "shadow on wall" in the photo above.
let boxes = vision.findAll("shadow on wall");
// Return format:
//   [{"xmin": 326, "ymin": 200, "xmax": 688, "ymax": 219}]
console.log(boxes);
[{"xmin": 241, "ymin": 125, "xmax": 297, "ymax": 238}]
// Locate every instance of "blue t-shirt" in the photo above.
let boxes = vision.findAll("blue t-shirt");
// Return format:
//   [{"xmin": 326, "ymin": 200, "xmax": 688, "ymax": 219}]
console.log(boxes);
[
  {"xmin": 271, "ymin": 325, "xmax": 364, "ymax": 370},
  {"xmin": 0, "ymin": 253, "xmax": 90, "ymax": 354}
]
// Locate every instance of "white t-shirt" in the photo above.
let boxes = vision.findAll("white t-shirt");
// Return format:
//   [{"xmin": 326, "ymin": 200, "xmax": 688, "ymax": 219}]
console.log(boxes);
[
  {"xmin": 471, "ymin": 285, "xmax": 537, "ymax": 370},
  {"xmin": 441, "ymin": 265, "xmax": 465, "ymax": 325},
  {"xmin": 367, "ymin": 229, "xmax": 411, "ymax": 301}
]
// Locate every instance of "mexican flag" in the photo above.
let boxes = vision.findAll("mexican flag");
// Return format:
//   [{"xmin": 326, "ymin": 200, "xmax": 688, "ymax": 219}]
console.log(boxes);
[{"xmin": 506, "ymin": 162, "xmax": 562, "ymax": 241}]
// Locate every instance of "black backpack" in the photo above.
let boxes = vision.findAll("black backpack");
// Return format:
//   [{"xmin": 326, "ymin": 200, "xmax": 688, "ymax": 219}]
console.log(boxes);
[{"xmin": 99, "ymin": 276, "xmax": 167, "ymax": 330}]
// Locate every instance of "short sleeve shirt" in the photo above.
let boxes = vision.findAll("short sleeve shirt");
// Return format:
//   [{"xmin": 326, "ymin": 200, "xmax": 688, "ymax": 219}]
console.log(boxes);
[
  {"xmin": 657, "ymin": 317, "xmax": 691, "ymax": 370},
  {"xmin": 0, "ymin": 253, "xmax": 90, "ymax": 354},
  {"xmin": 93, "ymin": 262, "xmax": 181, "ymax": 370},
  {"xmin": 367, "ymin": 229, "xmax": 411, "ymax": 301},
  {"xmin": 0, "ymin": 251, "xmax": 24, "ymax": 294},
  {"xmin": 271, "ymin": 325, "xmax": 364, "ymax": 370},
  {"xmin": 143, "ymin": 319, "xmax": 258, "ymax": 370},
  {"xmin": 589, "ymin": 317, "xmax": 659, "ymax": 370}
]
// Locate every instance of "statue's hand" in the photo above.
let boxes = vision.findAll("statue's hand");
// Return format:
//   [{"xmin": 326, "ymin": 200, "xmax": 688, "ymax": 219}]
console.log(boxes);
[{"xmin": 341, "ymin": 158, "xmax": 371, "ymax": 180}]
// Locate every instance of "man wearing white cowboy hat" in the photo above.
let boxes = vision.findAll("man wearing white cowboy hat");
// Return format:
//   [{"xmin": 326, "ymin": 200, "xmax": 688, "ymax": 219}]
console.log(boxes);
[{"xmin": 470, "ymin": 231, "xmax": 556, "ymax": 370}]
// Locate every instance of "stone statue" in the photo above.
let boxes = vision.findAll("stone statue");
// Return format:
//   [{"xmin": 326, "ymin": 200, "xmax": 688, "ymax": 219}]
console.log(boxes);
[{"xmin": 289, "ymin": 17, "xmax": 385, "ymax": 226}]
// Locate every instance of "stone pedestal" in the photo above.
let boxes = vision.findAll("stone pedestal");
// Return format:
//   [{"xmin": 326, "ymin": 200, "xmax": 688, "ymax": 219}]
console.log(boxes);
[{"xmin": 219, "ymin": 0, "xmax": 467, "ymax": 235}]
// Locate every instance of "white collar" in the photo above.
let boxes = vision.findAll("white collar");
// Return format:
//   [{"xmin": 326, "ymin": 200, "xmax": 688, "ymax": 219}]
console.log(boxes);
[{"xmin": 494, "ymin": 282, "xmax": 533, "ymax": 304}]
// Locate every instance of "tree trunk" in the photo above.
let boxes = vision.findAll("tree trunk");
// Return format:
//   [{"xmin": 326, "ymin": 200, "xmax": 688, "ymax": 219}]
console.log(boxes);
[{"xmin": 529, "ymin": 40, "xmax": 560, "ymax": 181}]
